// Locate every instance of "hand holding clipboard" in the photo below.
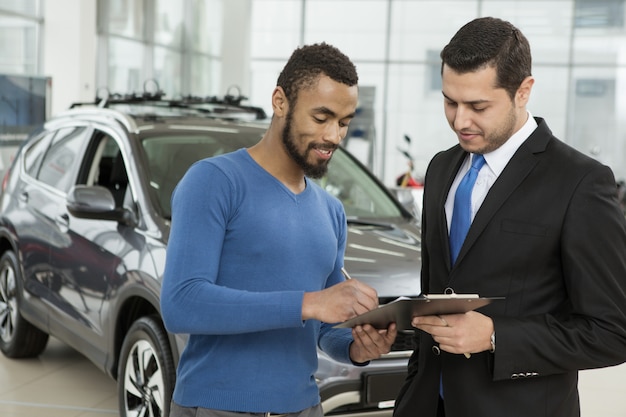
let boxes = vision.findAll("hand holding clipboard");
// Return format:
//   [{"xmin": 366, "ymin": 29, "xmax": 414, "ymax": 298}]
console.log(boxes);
[{"xmin": 334, "ymin": 291, "xmax": 503, "ymax": 331}]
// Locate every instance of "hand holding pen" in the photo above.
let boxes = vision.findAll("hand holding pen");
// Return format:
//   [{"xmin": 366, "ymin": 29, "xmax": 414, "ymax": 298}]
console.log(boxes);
[
  {"xmin": 340, "ymin": 267, "xmax": 398, "ymax": 362},
  {"xmin": 301, "ymin": 265, "xmax": 377, "ymax": 323}
]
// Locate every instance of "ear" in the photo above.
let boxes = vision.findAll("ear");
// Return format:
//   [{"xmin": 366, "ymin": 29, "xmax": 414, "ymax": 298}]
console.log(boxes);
[
  {"xmin": 516, "ymin": 76, "xmax": 535, "ymax": 107},
  {"xmin": 271, "ymin": 87, "xmax": 289, "ymax": 117}
]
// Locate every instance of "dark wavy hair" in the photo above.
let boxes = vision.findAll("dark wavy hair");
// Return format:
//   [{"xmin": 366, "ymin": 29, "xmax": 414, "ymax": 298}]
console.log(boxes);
[
  {"xmin": 440, "ymin": 17, "xmax": 532, "ymax": 100},
  {"xmin": 277, "ymin": 42, "xmax": 358, "ymax": 107}
]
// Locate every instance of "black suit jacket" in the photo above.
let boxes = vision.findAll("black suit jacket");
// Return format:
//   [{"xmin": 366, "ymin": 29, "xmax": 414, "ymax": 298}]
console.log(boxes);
[{"xmin": 393, "ymin": 118, "xmax": 626, "ymax": 417}]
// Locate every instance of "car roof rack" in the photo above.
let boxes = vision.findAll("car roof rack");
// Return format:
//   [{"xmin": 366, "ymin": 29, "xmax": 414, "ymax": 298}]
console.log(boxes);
[{"xmin": 69, "ymin": 81, "xmax": 267, "ymax": 120}]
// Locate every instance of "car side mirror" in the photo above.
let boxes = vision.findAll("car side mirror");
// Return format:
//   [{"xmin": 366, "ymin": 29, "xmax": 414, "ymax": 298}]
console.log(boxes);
[{"xmin": 66, "ymin": 185, "xmax": 136, "ymax": 226}]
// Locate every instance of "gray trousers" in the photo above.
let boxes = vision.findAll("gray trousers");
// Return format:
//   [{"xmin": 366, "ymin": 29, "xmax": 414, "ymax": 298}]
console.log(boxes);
[{"xmin": 170, "ymin": 402, "xmax": 324, "ymax": 417}]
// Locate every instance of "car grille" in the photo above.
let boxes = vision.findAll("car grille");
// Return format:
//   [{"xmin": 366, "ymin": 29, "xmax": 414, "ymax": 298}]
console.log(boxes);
[{"xmin": 391, "ymin": 331, "xmax": 416, "ymax": 352}]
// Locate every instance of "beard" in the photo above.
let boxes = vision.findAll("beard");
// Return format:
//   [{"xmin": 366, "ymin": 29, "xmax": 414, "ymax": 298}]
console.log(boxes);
[
  {"xmin": 281, "ymin": 110, "xmax": 335, "ymax": 179},
  {"xmin": 482, "ymin": 105, "xmax": 518, "ymax": 153},
  {"xmin": 455, "ymin": 103, "xmax": 519, "ymax": 154}
]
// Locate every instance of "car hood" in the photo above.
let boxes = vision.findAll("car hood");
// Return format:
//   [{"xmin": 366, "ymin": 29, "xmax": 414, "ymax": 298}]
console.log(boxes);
[{"xmin": 343, "ymin": 217, "xmax": 421, "ymax": 299}]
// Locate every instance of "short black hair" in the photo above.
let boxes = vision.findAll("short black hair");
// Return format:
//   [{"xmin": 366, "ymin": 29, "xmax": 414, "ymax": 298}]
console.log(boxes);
[
  {"xmin": 440, "ymin": 17, "xmax": 532, "ymax": 100},
  {"xmin": 277, "ymin": 42, "xmax": 358, "ymax": 106}
]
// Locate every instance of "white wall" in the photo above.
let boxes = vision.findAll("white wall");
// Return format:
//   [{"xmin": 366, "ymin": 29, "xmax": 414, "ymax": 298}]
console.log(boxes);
[
  {"xmin": 220, "ymin": 0, "xmax": 251, "ymax": 96},
  {"xmin": 43, "ymin": 0, "xmax": 97, "ymax": 116}
]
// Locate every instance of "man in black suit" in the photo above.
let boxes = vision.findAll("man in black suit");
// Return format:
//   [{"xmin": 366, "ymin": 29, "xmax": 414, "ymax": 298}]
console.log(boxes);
[{"xmin": 393, "ymin": 16, "xmax": 626, "ymax": 417}]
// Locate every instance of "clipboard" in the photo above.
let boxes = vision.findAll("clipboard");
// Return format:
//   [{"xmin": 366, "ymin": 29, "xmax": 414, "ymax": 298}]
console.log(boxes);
[{"xmin": 334, "ymin": 293, "xmax": 503, "ymax": 330}]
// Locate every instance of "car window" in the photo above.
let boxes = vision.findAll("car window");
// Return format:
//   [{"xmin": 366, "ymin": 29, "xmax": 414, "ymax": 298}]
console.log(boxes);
[
  {"xmin": 313, "ymin": 150, "xmax": 402, "ymax": 219},
  {"xmin": 80, "ymin": 131, "xmax": 130, "ymax": 208},
  {"xmin": 140, "ymin": 130, "xmax": 404, "ymax": 221},
  {"xmin": 141, "ymin": 134, "xmax": 228, "ymax": 216},
  {"xmin": 37, "ymin": 126, "xmax": 87, "ymax": 193},
  {"xmin": 23, "ymin": 131, "xmax": 55, "ymax": 178}
]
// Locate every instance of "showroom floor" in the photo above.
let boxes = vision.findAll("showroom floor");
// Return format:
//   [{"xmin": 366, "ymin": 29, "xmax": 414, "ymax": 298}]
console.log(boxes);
[{"xmin": 0, "ymin": 337, "xmax": 625, "ymax": 416}]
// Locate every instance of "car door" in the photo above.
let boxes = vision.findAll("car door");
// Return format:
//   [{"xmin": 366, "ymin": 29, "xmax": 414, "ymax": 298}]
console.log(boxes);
[
  {"xmin": 32, "ymin": 125, "xmax": 118, "ymax": 361},
  {"xmin": 9, "ymin": 129, "xmax": 60, "ymax": 329}
]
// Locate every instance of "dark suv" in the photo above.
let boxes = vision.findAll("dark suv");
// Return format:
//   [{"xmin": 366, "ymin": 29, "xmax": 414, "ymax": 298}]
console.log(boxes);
[{"xmin": 0, "ymin": 91, "xmax": 420, "ymax": 417}]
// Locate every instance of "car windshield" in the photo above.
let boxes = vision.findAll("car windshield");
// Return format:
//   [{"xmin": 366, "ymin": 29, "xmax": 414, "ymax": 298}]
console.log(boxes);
[{"xmin": 140, "ymin": 129, "xmax": 404, "ymax": 220}]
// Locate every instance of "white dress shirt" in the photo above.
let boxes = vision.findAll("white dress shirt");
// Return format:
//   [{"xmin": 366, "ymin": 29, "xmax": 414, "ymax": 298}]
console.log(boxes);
[{"xmin": 445, "ymin": 112, "xmax": 539, "ymax": 232}]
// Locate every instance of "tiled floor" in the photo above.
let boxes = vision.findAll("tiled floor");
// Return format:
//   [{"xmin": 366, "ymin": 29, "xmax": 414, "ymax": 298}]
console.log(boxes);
[
  {"xmin": 0, "ymin": 337, "xmax": 625, "ymax": 416},
  {"xmin": 0, "ymin": 337, "xmax": 117, "ymax": 417}
]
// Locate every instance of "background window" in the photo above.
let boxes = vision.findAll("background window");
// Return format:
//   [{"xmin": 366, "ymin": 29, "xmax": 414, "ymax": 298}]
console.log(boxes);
[
  {"xmin": 0, "ymin": 2, "xmax": 41, "ymax": 74},
  {"xmin": 248, "ymin": 0, "xmax": 626, "ymax": 186},
  {"xmin": 4, "ymin": 0, "xmax": 626, "ymax": 187},
  {"xmin": 575, "ymin": 0, "xmax": 625, "ymax": 28},
  {"xmin": 97, "ymin": 0, "xmax": 222, "ymax": 97}
]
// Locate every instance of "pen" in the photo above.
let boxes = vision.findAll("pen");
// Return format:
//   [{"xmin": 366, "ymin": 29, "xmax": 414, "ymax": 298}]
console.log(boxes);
[{"xmin": 340, "ymin": 267, "xmax": 353, "ymax": 280}]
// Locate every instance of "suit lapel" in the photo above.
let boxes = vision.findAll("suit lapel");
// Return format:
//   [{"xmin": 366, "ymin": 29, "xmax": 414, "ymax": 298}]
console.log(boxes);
[{"xmin": 452, "ymin": 119, "xmax": 553, "ymax": 267}]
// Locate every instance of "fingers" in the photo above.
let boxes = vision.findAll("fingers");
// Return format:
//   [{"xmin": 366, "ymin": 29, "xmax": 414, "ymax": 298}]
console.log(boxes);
[
  {"xmin": 357, "ymin": 323, "xmax": 397, "ymax": 349},
  {"xmin": 350, "ymin": 323, "xmax": 398, "ymax": 363},
  {"xmin": 411, "ymin": 312, "xmax": 492, "ymax": 357},
  {"xmin": 335, "ymin": 279, "xmax": 379, "ymax": 316},
  {"xmin": 348, "ymin": 279, "xmax": 379, "ymax": 307},
  {"xmin": 413, "ymin": 317, "xmax": 466, "ymax": 355},
  {"xmin": 302, "ymin": 279, "xmax": 379, "ymax": 323},
  {"xmin": 412, "ymin": 314, "xmax": 454, "ymax": 329}
]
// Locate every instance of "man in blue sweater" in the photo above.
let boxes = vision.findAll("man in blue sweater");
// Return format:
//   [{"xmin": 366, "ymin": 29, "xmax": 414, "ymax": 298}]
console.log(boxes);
[{"xmin": 161, "ymin": 43, "xmax": 398, "ymax": 417}]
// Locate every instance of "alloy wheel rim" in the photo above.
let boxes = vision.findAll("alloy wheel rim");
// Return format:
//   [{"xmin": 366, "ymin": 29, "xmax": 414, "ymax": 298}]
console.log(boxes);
[
  {"xmin": 123, "ymin": 339, "xmax": 165, "ymax": 417},
  {"xmin": 0, "ymin": 265, "xmax": 17, "ymax": 343}
]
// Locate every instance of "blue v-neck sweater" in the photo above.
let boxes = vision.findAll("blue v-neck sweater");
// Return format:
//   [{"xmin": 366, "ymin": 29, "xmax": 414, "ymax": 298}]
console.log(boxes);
[{"xmin": 161, "ymin": 149, "xmax": 354, "ymax": 413}]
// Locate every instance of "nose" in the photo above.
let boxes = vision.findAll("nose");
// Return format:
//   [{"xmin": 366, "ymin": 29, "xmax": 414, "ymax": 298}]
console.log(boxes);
[
  {"xmin": 453, "ymin": 106, "xmax": 472, "ymax": 131},
  {"xmin": 324, "ymin": 122, "xmax": 344, "ymax": 145}
]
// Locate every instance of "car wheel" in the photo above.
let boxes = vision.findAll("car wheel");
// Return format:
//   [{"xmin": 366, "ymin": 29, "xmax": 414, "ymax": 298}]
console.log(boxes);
[
  {"xmin": 118, "ymin": 315, "xmax": 176, "ymax": 417},
  {"xmin": 0, "ymin": 251, "xmax": 49, "ymax": 358}
]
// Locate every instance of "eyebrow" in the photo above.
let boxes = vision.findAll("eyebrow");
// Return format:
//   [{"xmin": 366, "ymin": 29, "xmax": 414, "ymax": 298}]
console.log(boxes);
[
  {"xmin": 441, "ymin": 92, "xmax": 490, "ymax": 105},
  {"xmin": 312, "ymin": 106, "xmax": 356, "ymax": 119}
]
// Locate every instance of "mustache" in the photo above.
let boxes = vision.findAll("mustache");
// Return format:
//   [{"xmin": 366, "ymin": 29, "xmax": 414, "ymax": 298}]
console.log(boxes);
[
  {"xmin": 309, "ymin": 143, "xmax": 338, "ymax": 151},
  {"xmin": 457, "ymin": 129, "xmax": 483, "ymax": 135}
]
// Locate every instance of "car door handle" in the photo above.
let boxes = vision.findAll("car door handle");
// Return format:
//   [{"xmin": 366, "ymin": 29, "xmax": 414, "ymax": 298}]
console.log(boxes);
[
  {"xmin": 56, "ymin": 213, "xmax": 70, "ymax": 228},
  {"xmin": 19, "ymin": 191, "xmax": 28, "ymax": 203}
]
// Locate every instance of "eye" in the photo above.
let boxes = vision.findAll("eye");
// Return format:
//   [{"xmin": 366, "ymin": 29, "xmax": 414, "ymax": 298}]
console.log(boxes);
[
  {"xmin": 473, "ymin": 106, "xmax": 487, "ymax": 113},
  {"xmin": 313, "ymin": 117, "xmax": 326, "ymax": 124}
]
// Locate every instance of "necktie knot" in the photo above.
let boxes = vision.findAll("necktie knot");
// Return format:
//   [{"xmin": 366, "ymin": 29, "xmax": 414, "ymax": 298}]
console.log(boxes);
[{"xmin": 471, "ymin": 154, "xmax": 486, "ymax": 170}]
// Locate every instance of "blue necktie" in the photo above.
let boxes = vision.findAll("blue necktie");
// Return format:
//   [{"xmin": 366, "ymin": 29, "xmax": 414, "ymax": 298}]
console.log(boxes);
[
  {"xmin": 449, "ymin": 154, "xmax": 486, "ymax": 264},
  {"xmin": 440, "ymin": 154, "xmax": 486, "ymax": 400}
]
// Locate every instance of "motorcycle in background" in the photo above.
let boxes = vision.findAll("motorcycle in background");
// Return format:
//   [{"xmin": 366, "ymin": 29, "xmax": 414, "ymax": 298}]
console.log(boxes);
[{"xmin": 389, "ymin": 134, "xmax": 423, "ymax": 222}]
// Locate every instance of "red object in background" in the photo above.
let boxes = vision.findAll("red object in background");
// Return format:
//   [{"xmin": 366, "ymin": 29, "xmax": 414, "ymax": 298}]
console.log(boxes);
[{"xmin": 396, "ymin": 172, "xmax": 423, "ymax": 188}]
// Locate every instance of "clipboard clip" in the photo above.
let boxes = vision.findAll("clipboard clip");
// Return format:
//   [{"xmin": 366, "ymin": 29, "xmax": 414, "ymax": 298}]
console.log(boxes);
[{"xmin": 423, "ymin": 288, "xmax": 479, "ymax": 300}]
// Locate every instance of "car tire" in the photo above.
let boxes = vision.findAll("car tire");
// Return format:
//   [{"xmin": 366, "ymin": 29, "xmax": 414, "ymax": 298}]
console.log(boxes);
[
  {"xmin": 0, "ymin": 250, "xmax": 49, "ymax": 358},
  {"xmin": 118, "ymin": 315, "xmax": 176, "ymax": 417}
]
